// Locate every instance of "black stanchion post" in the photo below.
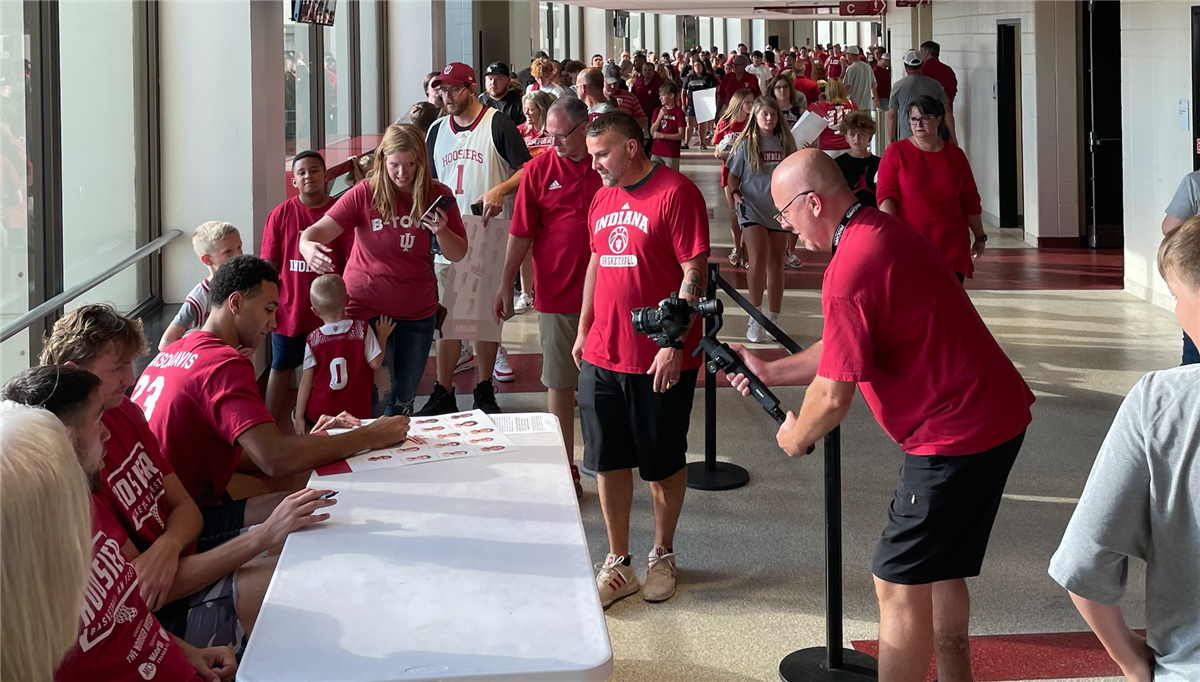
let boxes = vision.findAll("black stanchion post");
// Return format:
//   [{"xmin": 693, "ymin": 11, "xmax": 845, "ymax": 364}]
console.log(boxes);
[
  {"xmin": 778, "ymin": 426, "xmax": 877, "ymax": 681},
  {"xmin": 687, "ymin": 263, "xmax": 750, "ymax": 491}
]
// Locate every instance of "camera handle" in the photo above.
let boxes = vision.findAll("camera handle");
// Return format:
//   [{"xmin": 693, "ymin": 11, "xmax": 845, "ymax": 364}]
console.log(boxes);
[{"xmin": 695, "ymin": 336, "xmax": 787, "ymax": 425}]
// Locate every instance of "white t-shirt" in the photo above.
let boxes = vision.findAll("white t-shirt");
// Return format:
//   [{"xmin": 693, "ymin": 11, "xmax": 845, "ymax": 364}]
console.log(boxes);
[
  {"xmin": 746, "ymin": 64, "xmax": 774, "ymax": 96},
  {"xmin": 302, "ymin": 319, "xmax": 382, "ymax": 370}
]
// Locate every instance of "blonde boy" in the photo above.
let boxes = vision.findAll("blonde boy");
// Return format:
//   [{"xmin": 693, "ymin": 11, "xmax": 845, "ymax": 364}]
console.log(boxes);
[{"xmin": 158, "ymin": 221, "xmax": 243, "ymax": 350}]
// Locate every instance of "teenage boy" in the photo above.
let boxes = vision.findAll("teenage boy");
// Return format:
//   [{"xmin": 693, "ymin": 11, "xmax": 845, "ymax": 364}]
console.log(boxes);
[
  {"xmin": 1049, "ymin": 216, "xmax": 1200, "ymax": 682},
  {"xmin": 262, "ymin": 150, "xmax": 351, "ymax": 426},
  {"xmin": 159, "ymin": 221, "xmax": 243, "ymax": 351},
  {"xmin": 835, "ymin": 111, "xmax": 881, "ymax": 208},
  {"xmin": 295, "ymin": 274, "xmax": 391, "ymax": 434},
  {"xmin": 650, "ymin": 82, "xmax": 686, "ymax": 171}
]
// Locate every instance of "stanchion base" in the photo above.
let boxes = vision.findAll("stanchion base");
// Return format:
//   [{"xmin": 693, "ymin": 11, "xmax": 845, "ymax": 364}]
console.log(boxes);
[
  {"xmin": 686, "ymin": 461, "xmax": 750, "ymax": 490},
  {"xmin": 779, "ymin": 647, "xmax": 878, "ymax": 682}
]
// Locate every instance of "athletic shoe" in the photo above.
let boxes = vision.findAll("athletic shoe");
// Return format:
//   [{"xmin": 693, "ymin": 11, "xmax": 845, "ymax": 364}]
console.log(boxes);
[
  {"xmin": 643, "ymin": 546, "xmax": 677, "ymax": 602},
  {"xmin": 596, "ymin": 555, "xmax": 640, "ymax": 607},
  {"xmin": 414, "ymin": 383, "xmax": 458, "ymax": 416},
  {"xmin": 746, "ymin": 316, "xmax": 765, "ymax": 343},
  {"xmin": 571, "ymin": 464, "xmax": 583, "ymax": 499},
  {"xmin": 492, "ymin": 346, "xmax": 515, "ymax": 383},
  {"xmin": 454, "ymin": 344, "xmax": 475, "ymax": 375},
  {"xmin": 681, "ymin": 143, "xmax": 690, "ymax": 150},
  {"xmin": 785, "ymin": 253, "xmax": 803, "ymax": 269},
  {"xmin": 514, "ymin": 292, "xmax": 534, "ymax": 314},
  {"xmin": 472, "ymin": 379, "xmax": 501, "ymax": 413}
]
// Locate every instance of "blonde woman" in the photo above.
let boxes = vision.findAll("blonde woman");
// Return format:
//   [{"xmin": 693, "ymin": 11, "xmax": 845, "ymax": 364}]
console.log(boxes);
[
  {"xmin": 300, "ymin": 123, "xmax": 468, "ymax": 416},
  {"xmin": 713, "ymin": 89, "xmax": 756, "ymax": 268},
  {"xmin": 1, "ymin": 402, "xmax": 92, "ymax": 682},
  {"xmin": 519, "ymin": 90, "xmax": 557, "ymax": 158},
  {"xmin": 809, "ymin": 79, "xmax": 858, "ymax": 157},
  {"xmin": 726, "ymin": 97, "xmax": 798, "ymax": 342}
]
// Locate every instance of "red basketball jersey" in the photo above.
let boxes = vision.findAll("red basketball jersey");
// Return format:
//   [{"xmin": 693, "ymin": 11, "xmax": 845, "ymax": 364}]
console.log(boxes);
[{"xmin": 305, "ymin": 319, "xmax": 375, "ymax": 422}]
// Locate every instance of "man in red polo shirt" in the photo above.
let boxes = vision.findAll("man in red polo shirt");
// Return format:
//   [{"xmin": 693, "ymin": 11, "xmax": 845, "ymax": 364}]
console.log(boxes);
[
  {"xmin": 576, "ymin": 112, "xmax": 710, "ymax": 608},
  {"xmin": 920, "ymin": 41, "xmax": 958, "ymax": 105},
  {"xmin": 728, "ymin": 150, "xmax": 1034, "ymax": 682},
  {"xmin": 718, "ymin": 54, "xmax": 761, "ymax": 113},
  {"xmin": 493, "ymin": 97, "xmax": 603, "ymax": 500}
]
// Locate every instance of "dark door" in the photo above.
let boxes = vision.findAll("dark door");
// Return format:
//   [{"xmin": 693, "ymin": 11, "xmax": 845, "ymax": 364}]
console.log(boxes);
[
  {"xmin": 1082, "ymin": 0, "xmax": 1123, "ymax": 248},
  {"xmin": 996, "ymin": 22, "xmax": 1020, "ymax": 228}
]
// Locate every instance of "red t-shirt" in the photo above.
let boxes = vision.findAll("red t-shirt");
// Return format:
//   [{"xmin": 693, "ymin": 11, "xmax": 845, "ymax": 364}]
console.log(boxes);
[
  {"xmin": 713, "ymin": 118, "xmax": 748, "ymax": 187},
  {"xmin": 136, "ymin": 332, "xmax": 275, "ymax": 506},
  {"xmin": 518, "ymin": 122, "xmax": 554, "ymax": 158},
  {"xmin": 631, "ymin": 74, "xmax": 664, "ymax": 123},
  {"xmin": 584, "ymin": 166, "xmax": 710, "ymax": 374},
  {"xmin": 261, "ymin": 195, "xmax": 349, "ymax": 337},
  {"xmin": 650, "ymin": 105, "xmax": 685, "ymax": 158},
  {"xmin": 55, "ymin": 496, "xmax": 202, "ymax": 682},
  {"xmin": 816, "ymin": 208, "xmax": 1033, "ymax": 455},
  {"xmin": 796, "ymin": 58, "xmax": 812, "ymax": 79},
  {"xmin": 809, "ymin": 101, "xmax": 858, "ymax": 151},
  {"xmin": 99, "ymin": 397, "xmax": 174, "ymax": 552},
  {"xmin": 610, "ymin": 89, "xmax": 646, "ymax": 120},
  {"xmin": 324, "ymin": 180, "xmax": 467, "ymax": 321},
  {"xmin": 304, "ymin": 319, "xmax": 376, "ymax": 422},
  {"xmin": 510, "ymin": 149, "xmax": 603, "ymax": 315},
  {"xmin": 824, "ymin": 55, "xmax": 845, "ymax": 79},
  {"xmin": 719, "ymin": 72, "xmax": 762, "ymax": 107},
  {"xmin": 921, "ymin": 57, "xmax": 957, "ymax": 103},
  {"xmin": 794, "ymin": 77, "xmax": 820, "ymax": 108},
  {"xmin": 876, "ymin": 139, "xmax": 982, "ymax": 277},
  {"xmin": 872, "ymin": 64, "xmax": 891, "ymax": 99}
]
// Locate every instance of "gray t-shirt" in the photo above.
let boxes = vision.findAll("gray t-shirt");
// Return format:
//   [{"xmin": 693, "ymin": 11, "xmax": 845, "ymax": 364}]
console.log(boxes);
[
  {"xmin": 843, "ymin": 60, "xmax": 876, "ymax": 111},
  {"xmin": 727, "ymin": 134, "xmax": 787, "ymax": 230},
  {"xmin": 171, "ymin": 278, "xmax": 210, "ymax": 331},
  {"xmin": 1048, "ymin": 366, "xmax": 1200, "ymax": 682},
  {"xmin": 1165, "ymin": 171, "xmax": 1200, "ymax": 220},
  {"xmin": 888, "ymin": 73, "xmax": 949, "ymax": 140}
]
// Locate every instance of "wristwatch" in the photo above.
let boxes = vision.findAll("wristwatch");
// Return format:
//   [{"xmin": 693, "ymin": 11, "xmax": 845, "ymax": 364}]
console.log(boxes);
[{"xmin": 974, "ymin": 233, "xmax": 988, "ymax": 242}]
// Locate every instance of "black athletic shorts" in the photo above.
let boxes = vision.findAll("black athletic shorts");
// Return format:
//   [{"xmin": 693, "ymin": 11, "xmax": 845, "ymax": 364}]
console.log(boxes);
[
  {"xmin": 872, "ymin": 429, "xmax": 1025, "ymax": 585},
  {"xmin": 578, "ymin": 361, "xmax": 698, "ymax": 482},
  {"xmin": 197, "ymin": 493, "xmax": 248, "ymax": 552}
]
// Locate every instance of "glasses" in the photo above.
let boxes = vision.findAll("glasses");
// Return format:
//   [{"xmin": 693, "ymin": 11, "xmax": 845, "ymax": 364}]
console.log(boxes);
[
  {"xmin": 547, "ymin": 121, "xmax": 584, "ymax": 141},
  {"xmin": 434, "ymin": 84, "xmax": 467, "ymax": 98},
  {"xmin": 773, "ymin": 190, "xmax": 813, "ymax": 224},
  {"xmin": 908, "ymin": 114, "xmax": 938, "ymax": 127}
]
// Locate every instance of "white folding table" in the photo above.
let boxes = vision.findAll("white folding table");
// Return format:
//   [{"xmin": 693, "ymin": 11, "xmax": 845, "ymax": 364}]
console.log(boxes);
[{"xmin": 237, "ymin": 416, "xmax": 613, "ymax": 682}]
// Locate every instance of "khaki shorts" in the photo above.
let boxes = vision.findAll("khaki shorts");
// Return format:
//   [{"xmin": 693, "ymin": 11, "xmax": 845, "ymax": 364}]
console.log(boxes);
[
  {"xmin": 652, "ymin": 155, "xmax": 680, "ymax": 171},
  {"xmin": 539, "ymin": 312, "xmax": 581, "ymax": 389}
]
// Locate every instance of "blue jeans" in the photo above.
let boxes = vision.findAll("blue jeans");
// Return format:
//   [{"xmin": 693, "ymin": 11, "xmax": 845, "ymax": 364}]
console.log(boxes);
[
  {"xmin": 372, "ymin": 312, "xmax": 437, "ymax": 416},
  {"xmin": 1184, "ymin": 332, "xmax": 1199, "ymax": 366}
]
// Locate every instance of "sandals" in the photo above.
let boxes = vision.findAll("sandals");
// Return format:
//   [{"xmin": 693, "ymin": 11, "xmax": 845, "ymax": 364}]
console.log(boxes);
[{"xmin": 728, "ymin": 248, "xmax": 740, "ymax": 267}]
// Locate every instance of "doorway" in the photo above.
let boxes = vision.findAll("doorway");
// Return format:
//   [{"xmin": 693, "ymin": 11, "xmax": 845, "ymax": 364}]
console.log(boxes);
[
  {"xmin": 1082, "ymin": 0, "xmax": 1123, "ymax": 248},
  {"xmin": 996, "ymin": 20, "xmax": 1023, "ymax": 230}
]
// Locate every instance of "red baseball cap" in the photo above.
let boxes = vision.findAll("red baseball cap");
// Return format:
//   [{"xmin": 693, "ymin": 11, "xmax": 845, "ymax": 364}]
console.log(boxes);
[{"xmin": 430, "ymin": 62, "xmax": 476, "ymax": 89}]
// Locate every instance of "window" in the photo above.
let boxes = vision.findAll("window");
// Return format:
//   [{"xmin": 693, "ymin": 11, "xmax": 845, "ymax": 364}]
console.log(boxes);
[
  {"xmin": 552, "ymin": 3, "xmax": 565, "ymax": 59},
  {"xmin": 699, "ymin": 17, "xmax": 711, "ymax": 53},
  {"xmin": 284, "ymin": 0, "xmax": 314, "ymax": 157},
  {"xmin": 630, "ymin": 11, "xmax": 642, "ymax": 53},
  {"xmin": 324, "ymin": 15, "xmax": 353, "ymax": 146},
  {"xmin": 359, "ymin": 0, "xmax": 384, "ymax": 134}
]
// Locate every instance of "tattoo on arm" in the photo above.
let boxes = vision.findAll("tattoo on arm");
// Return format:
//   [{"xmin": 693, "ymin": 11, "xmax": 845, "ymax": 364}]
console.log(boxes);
[{"xmin": 682, "ymin": 267, "xmax": 703, "ymax": 299}]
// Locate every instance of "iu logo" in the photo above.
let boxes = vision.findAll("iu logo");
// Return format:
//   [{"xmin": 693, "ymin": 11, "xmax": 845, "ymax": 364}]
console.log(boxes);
[
  {"xmin": 399, "ymin": 232, "xmax": 416, "ymax": 251},
  {"xmin": 608, "ymin": 226, "xmax": 629, "ymax": 254},
  {"xmin": 443, "ymin": 64, "xmax": 453, "ymax": 75}
]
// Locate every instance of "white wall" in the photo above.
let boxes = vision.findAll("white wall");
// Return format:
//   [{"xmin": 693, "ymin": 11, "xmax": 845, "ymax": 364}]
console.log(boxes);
[
  {"xmin": 1121, "ymin": 0, "xmax": 1196, "ymax": 308},
  {"xmin": 388, "ymin": 1, "xmax": 443, "ymax": 127},
  {"xmin": 583, "ymin": 6, "xmax": 609, "ymax": 60},
  {"xmin": 793, "ymin": 20, "xmax": 812, "ymax": 48},
  {"xmin": 510, "ymin": 0, "xmax": 535, "ymax": 68}
]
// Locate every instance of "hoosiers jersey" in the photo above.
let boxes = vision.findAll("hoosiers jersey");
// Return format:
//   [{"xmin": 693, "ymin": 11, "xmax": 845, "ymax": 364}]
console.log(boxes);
[
  {"xmin": 584, "ymin": 166, "xmax": 710, "ymax": 374},
  {"xmin": 100, "ymin": 397, "xmax": 174, "ymax": 552},
  {"xmin": 55, "ymin": 496, "xmax": 202, "ymax": 682},
  {"xmin": 303, "ymin": 319, "xmax": 381, "ymax": 422},
  {"xmin": 427, "ymin": 105, "xmax": 529, "ymax": 219}
]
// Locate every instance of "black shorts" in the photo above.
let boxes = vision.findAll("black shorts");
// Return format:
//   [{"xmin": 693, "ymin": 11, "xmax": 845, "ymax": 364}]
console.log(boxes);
[
  {"xmin": 270, "ymin": 331, "xmax": 307, "ymax": 370},
  {"xmin": 872, "ymin": 430, "xmax": 1025, "ymax": 585},
  {"xmin": 578, "ymin": 361, "xmax": 698, "ymax": 482},
  {"xmin": 197, "ymin": 494, "xmax": 247, "ymax": 552}
]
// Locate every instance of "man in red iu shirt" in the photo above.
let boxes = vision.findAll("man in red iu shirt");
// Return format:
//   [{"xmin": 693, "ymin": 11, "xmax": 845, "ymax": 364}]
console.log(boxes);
[
  {"xmin": 493, "ymin": 97, "xmax": 603, "ymax": 500},
  {"xmin": 718, "ymin": 54, "xmax": 761, "ymax": 114},
  {"xmin": 729, "ymin": 150, "xmax": 1034, "ymax": 682},
  {"xmin": 136, "ymin": 256, "xmax": 408, "ymax": 530},
  {"xmin": 576, "ymin": 112, "xmax": 710, "ymax": 608}
]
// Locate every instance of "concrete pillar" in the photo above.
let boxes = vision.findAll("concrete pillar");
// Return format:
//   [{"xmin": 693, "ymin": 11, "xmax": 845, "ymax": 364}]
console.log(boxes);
[
  {"xmin": 658, "ymin": 14, "xmax": 678, "ymax": 53},
  {"xmin": 792, "ymin": 20, "xmax": 813, "ymax": 48},
  {"xmin": 386, "ymin": 0, "xmax": 444, "ymax": 123},
  {"xmin": 159, "ymin": 0, "xmax": 285, "ymax": 302}
]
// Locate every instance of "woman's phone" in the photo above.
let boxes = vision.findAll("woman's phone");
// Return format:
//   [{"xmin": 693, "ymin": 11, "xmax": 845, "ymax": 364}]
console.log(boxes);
[{"xmin": 421, "ymin": 195, "xmax": 456, "ymax": 225}]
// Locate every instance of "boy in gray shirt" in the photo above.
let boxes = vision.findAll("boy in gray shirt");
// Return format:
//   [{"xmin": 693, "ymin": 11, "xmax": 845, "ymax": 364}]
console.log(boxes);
[{"xmin": 1048, "ymin": 215, "xmax": 1200, "ymax": 682}]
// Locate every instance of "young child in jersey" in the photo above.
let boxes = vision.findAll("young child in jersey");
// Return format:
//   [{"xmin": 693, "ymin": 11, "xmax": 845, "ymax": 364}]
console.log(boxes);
[
  {"xmin": 835, "ymin": 111, "xmax": 881, "ymax": 209},
  {"xmin": 294, "ymin": 274, "xmax": 393, "ymax": 434},
  {"xmin": 158, "ymin": 220, "xmax": 243, "ymax": 351},
  {"xmin": 650, "ymin": 81, "xmax": 686, "ymax": 171}
]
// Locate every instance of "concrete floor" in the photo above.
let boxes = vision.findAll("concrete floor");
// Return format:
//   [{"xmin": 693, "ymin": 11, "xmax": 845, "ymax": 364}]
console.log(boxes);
[{"xmin": 493, "ymin": 152, "xmax": 1171, "ymax": 682}]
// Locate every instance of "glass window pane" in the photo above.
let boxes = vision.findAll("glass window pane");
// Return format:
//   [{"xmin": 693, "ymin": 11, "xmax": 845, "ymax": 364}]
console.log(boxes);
[
  {"xmin": 285, "ymin": 1, "xmax": 313, "ymax": 158},
  {"xmin": 324, "ymin": 14, "xmax": 352, "ymax": 146},
  {"xmin": 0, "ymin": 1, "xmax": 34, "ymax": 382},
  {"xmin": 539, "ymin": 2, "xmax": 549, "ymax": 55},
  {"xmin": 59, "ymin": 0, "xmax": 142, "ymax": 313},
  {"xmin": 359, "ymin": 0, "xmax": 382, "ymax": 133},
  {"xmin": 551, "ymin": 3, "xmax": 563, "ymax": 59},
  {"xmin": 630, "ymin": 11, "xmax": 641, "ymax": 53}
]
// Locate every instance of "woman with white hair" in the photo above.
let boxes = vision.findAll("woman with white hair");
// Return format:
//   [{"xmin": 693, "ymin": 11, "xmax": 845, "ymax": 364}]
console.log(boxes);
[{"xmin": 0, "ymin": 401, "xmax": 92, "ymax": 682}]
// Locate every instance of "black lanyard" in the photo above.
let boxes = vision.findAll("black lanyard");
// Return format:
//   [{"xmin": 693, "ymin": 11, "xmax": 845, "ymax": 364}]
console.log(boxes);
[{"xmin": 830, "ymin": 202, "xmax": 862, "ymax": 256}]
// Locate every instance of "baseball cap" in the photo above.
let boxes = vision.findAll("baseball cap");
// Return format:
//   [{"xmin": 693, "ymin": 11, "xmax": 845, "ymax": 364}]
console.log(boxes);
[
  {"xmin": 533, "ymin": 50, "xmax": 549, "ymax": 60},
  {"xmin": 846, "ymin": 46, "xmax": 861, "ymax": 56},
  {"xmin": 484, "ymin": 61, "xmax": 511, "ymax": 78},
  {"xmin": 602, "ymin": 63, "xmax": 622, "ymax": 84},
  {"xmin": 880, "ymin": 52, "xmax": 891, "ymax": 60},
  {"xmin": 902, "ymin": 49, "xmax": 922, "ymax": 67},
  {"xmin": 430, "ymin": 62, "xmax": 476, "ymax": 89}
]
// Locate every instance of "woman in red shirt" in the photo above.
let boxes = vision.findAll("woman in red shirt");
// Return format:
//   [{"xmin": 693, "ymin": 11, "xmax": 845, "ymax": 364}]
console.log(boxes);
[
  {"xmin": 807, "ymin": 79, "xmax": 857, "ymax": 157},
  {"xmin": 713, "ymin": 89, "xmax": 755, "ymax": 269},
  {"xmin": 876, "ymin": 95, "xmax": 985, "ymax": 282},
  {"xmin": 519, "ymin": 91, "xmax": 556, "ymax": 158},
  {"xmin": 299, "ymin": 123, "xmax": 468, "ymax": 416}
]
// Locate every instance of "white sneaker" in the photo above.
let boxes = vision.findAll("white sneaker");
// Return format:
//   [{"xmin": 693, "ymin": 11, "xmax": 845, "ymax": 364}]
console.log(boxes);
[
  {"xmin": 492, "ymin": 346, "xmax": 515, "ymax": 383},
  {"xmin": 643, "ymin": 545, "xmax": 677, "ymax": 602},
  {"xmin": 514, "ymin": 292, "xmax": 534, "ymax": 314},
  {"xmin": 765, "ymin": 311, "xmax": 781, "ymax": 342},
  {"xmin": 596, "ymin": 554, "xmax": 640, "ymax": 607},
  {"xmin": 746, "ymin": 316, "xmax": 765, "ymax": 343},
  {"xmin": 454, "ymin": 344, "xmax": 475, "ymax": 374}
]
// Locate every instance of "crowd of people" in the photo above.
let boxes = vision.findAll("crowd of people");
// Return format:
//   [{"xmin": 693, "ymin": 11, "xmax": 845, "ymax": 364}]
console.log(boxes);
[{"xmin": 2, "ymin": 38, "xmax": 1198, "ymax": 682}]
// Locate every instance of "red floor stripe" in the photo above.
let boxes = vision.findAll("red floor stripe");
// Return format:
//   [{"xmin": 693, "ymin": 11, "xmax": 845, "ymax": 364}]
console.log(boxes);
[{"xmin": 850, "ymin": 631, "xmax": 1132, "ymax": 681}]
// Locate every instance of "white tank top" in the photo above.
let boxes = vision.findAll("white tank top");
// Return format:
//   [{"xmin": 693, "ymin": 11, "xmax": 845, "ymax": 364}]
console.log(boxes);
[{"xmin": 430, "ymin": 106, "xmax": 516, "ymax": 220}]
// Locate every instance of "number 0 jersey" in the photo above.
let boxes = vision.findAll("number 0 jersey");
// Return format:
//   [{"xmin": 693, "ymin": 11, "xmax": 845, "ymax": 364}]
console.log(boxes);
[{"xmin": 302, "ymin": 319, "xmax": 381, "ymax": 423}]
